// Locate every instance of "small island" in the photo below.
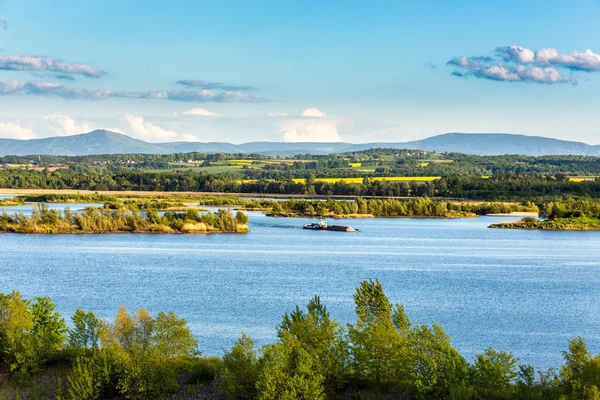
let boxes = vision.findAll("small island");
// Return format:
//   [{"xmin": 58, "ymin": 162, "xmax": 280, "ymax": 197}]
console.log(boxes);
[
  {"xmin": 490, "ymin": 217, "xmax": 600, "ymax": 230},
  {"xmin": 489, "ymin": 200, "xmax": 600, "ymax": 230},
  {"xmin": 0, "ymin": 204, "xmax": 249, "ymax": 234}
]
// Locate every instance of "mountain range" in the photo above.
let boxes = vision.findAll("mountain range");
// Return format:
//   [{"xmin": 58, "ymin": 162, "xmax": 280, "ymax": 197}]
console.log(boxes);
[{"xmin": 0, "ymin": 130, "xmax": 599, "ymax": 157}]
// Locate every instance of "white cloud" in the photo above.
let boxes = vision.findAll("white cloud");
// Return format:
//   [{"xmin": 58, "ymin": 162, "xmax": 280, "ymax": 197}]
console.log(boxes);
[
  {"xmin": 177, "ymin": 108, "xmax": 219, "ymax": 116},
  {"xmin": 0, "ymin": 122, "xmax": 36, "ymax": 140},
  {"xmin": 498, "ymin": 45, "xmax": 600, "ymax": 72},
  {"xmin": 497, "ymin": 45, "xmax": 535, "ymax": 64},
  {"xmin": 277, "ymin": 108, "xmax": 342, "ymax": 142},
  {"xmin": 43, "ymin": 114, "xmax": 92, "ymax": 136},
  {"xmin": 449, "ymin": 45, "xmax": 600, "ymax": 86},
  {"xmin": 0, "ymin": 80, "xmax": 267, "ymax": 102},
  {"xmin": 448, "ymin": 54, "xmax": 571, "ymax": 85},
  {"xmin": 266, "ymin": 112, "xmax": 289, "ymax": 117},
  {"xmin": 281, "ymin": 119, "xmax": 342, "ymax": 142},
  {"xmin": 300, "ymin": 108, "xmax": 327, "ymax": 117},
  {"xmin": 124, "ymin": 114, "xmax": 197, "ymax": 142},
  {"xmin": 101, "ymin": 127, "xmax": 126, "ymax": 134},
  {"xmin": 0, "ymin": 55, "xmax": 105, "ymax": 78}
]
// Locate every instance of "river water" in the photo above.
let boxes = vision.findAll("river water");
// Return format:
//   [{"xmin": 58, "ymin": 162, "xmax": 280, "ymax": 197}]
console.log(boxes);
[{"xmin": 1, "ymin": 203, "xmax": 599, "ymax": 369}]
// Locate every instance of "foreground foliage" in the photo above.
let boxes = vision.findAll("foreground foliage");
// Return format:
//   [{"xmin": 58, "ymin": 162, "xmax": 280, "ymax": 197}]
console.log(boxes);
[{"xmin": 2, "ymin": 281, "xmax": 600, "ymax": 399}]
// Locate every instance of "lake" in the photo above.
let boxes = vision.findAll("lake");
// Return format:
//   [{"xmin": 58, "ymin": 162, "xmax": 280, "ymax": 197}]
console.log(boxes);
[{"xmin": 1, "ymin": 205, "xmax": 599, "ymax": 369}]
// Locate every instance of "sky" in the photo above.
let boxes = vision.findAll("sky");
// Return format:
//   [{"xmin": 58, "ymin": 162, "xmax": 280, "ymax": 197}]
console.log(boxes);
[{"xmin": 1, "ymin": 0, "xmax": 600, "ymax": 144}]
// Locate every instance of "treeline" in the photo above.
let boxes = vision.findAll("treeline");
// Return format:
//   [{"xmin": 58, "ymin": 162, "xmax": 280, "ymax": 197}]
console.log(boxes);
[
  {"xmin": 541, "ymin": 197, "xmax": 600, "ymax": 219},
  {"xmin": 266, "ymin": 197, "xmax": 538, "ymax": 218},
  {"xmin": 0, "ymin": 204, "xmax": 249, "ymax": 234},
  {"xmin": 8, "ymin": 194, "xmax": 539, "ymax": 219},
  {"xmin": 2, "ymin": 281, "xmax": 600, "ymax": 399},
  {"xmin": 2, "ymin": 168, "xmax": 600, "ymax": 199},
  {"xmin": 5, "ymin": 149, "xmax": 600, "ymax": 177},
  {"xmin": 0, "ymin": 151, "xmax": 271, "ymax": 165}
]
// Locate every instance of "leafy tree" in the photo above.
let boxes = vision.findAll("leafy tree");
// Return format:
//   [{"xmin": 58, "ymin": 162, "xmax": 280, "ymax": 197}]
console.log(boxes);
[
  {"xmin": 0, "ymin": 292, "xmax": 66, "ymax": 374},
  {"xmin": 470, "ymin": 347, "xmax": 518, "ymax": 399},
  {"xmin": 347, "ymin": 279, "xmax": 410, "ymax": 390},
  {"xmin": 152, "ymin": 311, "xmax": 198, "ymax": 359},
  {"xmin": 68, "ymin": 309, "xmax": 100, "ymax": 353},
  {"xmin": 221, "ymin": 333, "xmax": 259, "ymax": 400},
  {"xmin": 277, "ymin": 296, "xmax": 349, "ymax": 388},
  {"xmin": 560, "ymin": 337, "xmax": 600, "ymax": 399},
  {"xmin": 408, "ymin": 324, "xmax": 468, "ymax": 399},
  {"xmin": 256, "ymin": 332, "xmax": 326, "ymax": 400}
]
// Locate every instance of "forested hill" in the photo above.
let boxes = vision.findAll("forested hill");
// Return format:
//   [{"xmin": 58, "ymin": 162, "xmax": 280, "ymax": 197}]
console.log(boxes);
[{"xmin": 0, "ymin": 130, "xmax": 599, "ymax": 156}]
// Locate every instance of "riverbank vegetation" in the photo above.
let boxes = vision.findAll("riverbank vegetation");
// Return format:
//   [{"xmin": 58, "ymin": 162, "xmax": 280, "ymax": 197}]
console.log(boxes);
[
  {"xmin": 0, "ymin": 204, "xmax": 249, "ymax": 234},
  {"xmin": 0, "ymin": 197, "xmax": 25, "ymax": 206},
  {"xmin": 1, "ymin": 280, "xmax": 599, "ymax": 399},
  {"xmin": 490, "ymin": 198, "xmax": 600, "ymax": 230},
  {"xmin": 265, "ymin": 197, "xmax": 538, "ymax": 218},
  {"xmin": 4, "ymin": 193, "xmax": 539, "ymax": 219}
]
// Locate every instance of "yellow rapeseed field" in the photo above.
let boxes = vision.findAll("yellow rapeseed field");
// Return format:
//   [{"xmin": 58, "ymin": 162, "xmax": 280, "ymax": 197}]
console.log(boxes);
[
  {"xmin": 236, "ymin": 176, "xmax": 441, "ymax": 184},
  {"xmin": 292, "ymin": 177, "xmax": 441, "ymax": 184}
]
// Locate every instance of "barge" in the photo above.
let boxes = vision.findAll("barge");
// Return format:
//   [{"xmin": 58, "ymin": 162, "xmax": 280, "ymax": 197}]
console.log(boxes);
[{"xmin": 303, "ymin": 220, "xmax": 357, "ymax": 232}]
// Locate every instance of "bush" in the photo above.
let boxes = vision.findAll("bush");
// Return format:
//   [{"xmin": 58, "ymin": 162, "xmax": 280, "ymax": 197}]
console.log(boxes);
[
  {"xmin": 521, "ymin": 216, "xmax": 538, "ymax": 223},
  {"xmin": 190, "ymin": 356, "xmax": 223, "ymax": 383},
  {"xmin": 0, "ymin": 292, "xmax": 67, "ymax": 374}
]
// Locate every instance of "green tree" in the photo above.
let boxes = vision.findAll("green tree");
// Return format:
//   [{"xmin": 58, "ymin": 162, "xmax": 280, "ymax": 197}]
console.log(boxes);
[
  {"xmin": 0, "ymin": 292, "xmax": 67, "ymax": 374},
  {"xmin": 152, "ymin": 311, "xmax": 198, "ymax": 359},
  {"xmin": 68, "ymin": 309, "xmax": 100, "ymax": 353},
  {"xmin": 277, "ymin": 296, "xmax": 349, "ymax": 387},
  {"xmin": 256, "ymin": 332, "xmax": 326, "ymax": 400},
  {"xmin": 560, "ymin": 337, "xmax": 600, "ymax": 399},
  {"xmin": 408, "ymin": 324, "xmax": 468, "ymax": 400},
  {"xmin": 347, "ymin": 280, "xmax": 410, "ymax": 390},
  {"xmin": 221, "ymin": 333, "xmax": 259, "ymax": 400},
  {"xmin": 470, "ymin": 347, "xmax": 518, "ymax": 399}
]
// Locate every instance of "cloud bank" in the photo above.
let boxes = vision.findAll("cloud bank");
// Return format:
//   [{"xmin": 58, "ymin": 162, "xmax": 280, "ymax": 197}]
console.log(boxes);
[
  {"xmin": 43, "ymin": 114, "xmax": 92, "ymax": 136},
  {"xmin": 0, "ymin": 80, "xmax": 266, "ymax": 102},
  {"xmin": 124, "ymin": 114, "xmax": 196, "ymax": 142},
  {"xmin": 176, "ymin": 80, "xmax": 257, "ymax": 91},
  {"xmin": 300, "ymin": 107, "xmax": 328, "ymax": 117},
  {"xmin": 177, "ymin": 108, "xmax": 219, "ymax": 116},
  {"xmin": 497, "ymin": 46, "xmax": 600, "ymax": 72},
  {"xmin": 0, "ymin": 21, "xmax": 7, "ymax": 30},
  {"xmin": 447, "ymin": 45, "xmax": 600, "ymax": 85},
  {"xmin": 281, "ymin": 108, "xmax": 342, "ymax": 142},
  {"xmin": 0, "ymin": 122, "xmax": 35, "ymax": 140},
  {"xmin": 0, "ymin": 55, "xmax": 106, "ymax": 78}
]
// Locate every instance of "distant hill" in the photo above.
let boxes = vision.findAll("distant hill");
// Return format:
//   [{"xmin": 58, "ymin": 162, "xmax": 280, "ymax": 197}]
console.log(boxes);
[{"xmin": 0, "ymin": 130, "xmax": 599, "ymax": 157}]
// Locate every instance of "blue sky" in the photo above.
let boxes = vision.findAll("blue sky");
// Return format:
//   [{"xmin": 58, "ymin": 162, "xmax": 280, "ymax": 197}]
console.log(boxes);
[{"xmin": 1, "ymin": 0, "xmax": 600, "ymax": 143}]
